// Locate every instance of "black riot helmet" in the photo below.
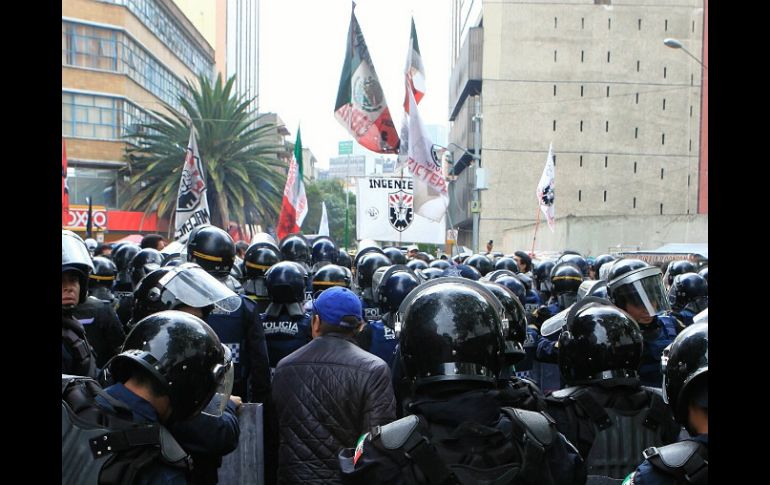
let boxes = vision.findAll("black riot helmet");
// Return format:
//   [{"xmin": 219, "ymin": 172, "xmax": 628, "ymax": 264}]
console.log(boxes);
[
  {"xmin": 131, "ymin": 263, "xmax": 242, "ymax": 323},
  {"xmin": 353, "ymin": 239, "xmax": 385, "ymax": 268},
  {"xmin": 129, "ymin": 248, "xmax": 164, "ymax": 290},
  {"xmin": 662, "ymin": 323, "xmax": 708, "ymax": 426},
  {"xmin": 405, "ymin": 258, "xmax": 428, "ymax": 272},
  {"xmin": 484, "ymin": 269, "xmax": 518, "ymax": 282},
  {"xmin": 265, "ymin": 261, "xmax": 308, "ymax": 304},
  {"xmin": 429, "ymin": 259, "xmax": 451, "ymax": 271},
  {"xmin": 551, "ymin": 263, "xmax": 583, "ymax": 308},
  {"xmin": 243, "ymin": 243, "xmax": 281, "ymax": 280},
  {"xmin": 89, "ymin": 256, "xmax": 117, "ymax": 290},
  {"xmin": 664, "ymin": 260, "xmax": 698, "ymax": 287},
  {"xmin": 668, "ymin": 273, "xmax": 708, "ymax": 315},
  {"xmin": 383, "ymin": 247, "xmax": 407, "ymax": 265},
  {"xmin": 399, "ymin": 278, "xmax": 506, "ymax": 391},
  {"xmin": 113, "ymin": 243, "xmax": 141, "ymax": 286},
  {"xmin": 698, "ymin": 266, "xmax": 708, "ymax": 284},
  {"xmin": 465, "ymin": 254, "xmax": 494, "ymax": 276},
  {"xmin": 494, "ymin": 257, "xmax": 520, "ymax": 274},
  {"xmin": 110, "ymin": 310, "xmax": 233, "ymax": 425},
  {"xmin": 558, "ymin": 298, "xmax": 643, "ymax": 385},
  {"xmin": 591, "ymin": 254, "xmax": 616, "ymax": 279},
  {"xmin": 376, "ymin": 265, "xmax": 420, "ymax": 314},
  {"xmin": 478, "ymin": 280, "xmax": 528, "ymax": 365},
  {"xmin": 418, "ymin": 267, "xmax": 445, "ymax": 281},
  {"xmin": 279, "ymin": 233, "xmax": 310, "ymax": 265},
  {"xmin": 357, "ymin": 252, "xmax": 392, "ymax": 290},
  {"xmin": 337, "ymin": 249, "xmax": 353, "ymax": 270},
  {"xmin": 311, "ymin": 236, "xmax": 338, "ymax": 266},
  {"xmin": 62, "ymin": 230, "xmax": 95, "ymax": 306},
  {"xmin": 516, "ymin": 272, "xmax": 534, "ymax": 292},
  {"xmin": 312, "ymin": 264, "xmax": 352, "ymax": 295},
  {"xmin": 556, "ymin": 253, "xmax": 589, "ymax": 278},
  {"xmin": 533, "ymin": 260, "xmax": 556, "ymax": 294},
  {"xmin": 186, "ymin": 225, "xmax": 236, "ymax": 279},
  {"xmin": 494, "ymin": 275, "xmax": 527, "ymax": 305},
  {"xmin": 608, "ymin": 260, "xmax": 670, "ymax": 319}
]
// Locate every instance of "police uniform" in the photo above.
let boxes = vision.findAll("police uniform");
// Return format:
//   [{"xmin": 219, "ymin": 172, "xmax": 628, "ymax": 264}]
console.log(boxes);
[
  {"xmin": 355, "ymin": 313, "xmax": 399, "ymax": 368},
  {"xmin": 207, "ymin": 295, "xmax": 270, "ymax": 403},
  {"xmin": 622, "ymin": 434, "xmax": 708, "ymax": 485},
  {"xmin": 638, "ymin": 314, "xmax": 679, "ymax": 388},
  {"xmin": 260, "ymin": 309, "xmax": 312, "ymax": 373},
  {"xmin": 73, "ymin": 296, "xmax": 126, "ymax": 369}
]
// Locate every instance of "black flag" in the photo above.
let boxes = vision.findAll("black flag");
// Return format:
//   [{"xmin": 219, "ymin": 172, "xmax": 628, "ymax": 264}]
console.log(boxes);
[{"xmin": 86, "ymin": 196, "xmax": 93, "ymax": 239}]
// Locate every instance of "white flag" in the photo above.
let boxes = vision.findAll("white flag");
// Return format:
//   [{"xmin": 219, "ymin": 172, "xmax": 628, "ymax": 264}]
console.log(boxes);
[
  {"xmin": 405, "ymin": 86, "xmax": 448, "ymax": 222},
  {"xmin": 397, "ymin": 18, "xmax": 426, "ymax": 172},
  {"xmin": 319, "ymin": 201, "xmax": 330, "ymax": 237},
  {"xmin": 174, "ymin": 127, "xmax": 211, "ymax": 243},
  {"xmin": 536, "ymin": 143, "xmax": 556, "ymax": 232}
]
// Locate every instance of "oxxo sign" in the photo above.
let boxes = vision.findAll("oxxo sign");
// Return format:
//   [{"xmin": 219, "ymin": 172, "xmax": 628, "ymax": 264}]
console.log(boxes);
[{"xmin": 65, "ymin": 204, "xmax": 108, "ymax": 229}]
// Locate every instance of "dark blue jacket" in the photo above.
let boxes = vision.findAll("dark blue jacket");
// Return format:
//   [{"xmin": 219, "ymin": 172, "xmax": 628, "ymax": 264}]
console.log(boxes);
[
  {"xmin": 260, "ymin": 311, "xmax": 312, "ymax": 372},
  {"xmin": 514, "ymin": 326, "xmax": 538, "ymax": 379},
  {"xmin": 99, "ymin": 383, "xmax": 188, "ymax": 485},
  {"xmin": 638, "ymin": 313, "xmax": 679, "ymax": 388},
  {"xmin": 533, "ymin": 330, "xmax": 562, "ymax": 394},
  {"xmin": 355, "ymin": 314, "xmax": 398, "ymax": 369},
  {"xmin": 74, "ymin": 296, "xmax": 126, "ymax": 369},
  {"xmin": 207, "ymin": 295, "xmax": 271, "ymax": 403}
]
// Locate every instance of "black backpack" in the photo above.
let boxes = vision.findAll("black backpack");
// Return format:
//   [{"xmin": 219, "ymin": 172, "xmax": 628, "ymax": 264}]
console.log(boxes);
[{"xmin": 62, "ymin": 374, "xmax": 192, "ymax": 485}]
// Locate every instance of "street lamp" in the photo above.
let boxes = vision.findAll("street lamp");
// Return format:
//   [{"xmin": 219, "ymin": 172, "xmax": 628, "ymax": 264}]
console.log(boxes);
[{"xmin": 663, "ymin": 38, "xmax": 707, "ymax": 70}]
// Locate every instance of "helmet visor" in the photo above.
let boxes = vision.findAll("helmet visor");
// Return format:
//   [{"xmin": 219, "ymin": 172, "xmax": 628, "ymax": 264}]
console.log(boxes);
[
  {"xmin": 684, "ymin": 296, "xmax": 708, "ymax": 314},
  {"xmin": 541, "ymin": 307, "xmax": 570, "ymax": 337},
  {"xmin": 159, "ymin": 264, "xmax": 242, "ymax": 313},
  {"xmin": 612, "ymin": 269, "xmax": 670, "ymax": 317},
  {"xmin": 202, "ymin": 344, "xmax": 234, "ymax": 417}
]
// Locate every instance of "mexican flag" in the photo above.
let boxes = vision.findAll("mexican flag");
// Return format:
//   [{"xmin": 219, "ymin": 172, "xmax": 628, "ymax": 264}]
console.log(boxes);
[
  {"xmin": 334, "ymin": 3, "xmax": 399, "ymax": 154},
  {"xmin": 277, "ymin": 128, "xmax": 308, "ymax": 240},
  {"xmin": 403, "ymin": 17, "xmax": 426, "ymax": 112}
]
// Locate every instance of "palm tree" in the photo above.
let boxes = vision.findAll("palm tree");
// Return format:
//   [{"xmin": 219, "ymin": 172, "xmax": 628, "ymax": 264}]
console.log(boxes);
[{"xmin": 122, "ymin": 73, "xmax": 285, "ymax": 230}]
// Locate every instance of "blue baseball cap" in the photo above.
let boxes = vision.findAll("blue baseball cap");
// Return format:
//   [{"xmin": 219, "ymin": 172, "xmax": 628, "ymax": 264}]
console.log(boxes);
[{"xmin": 313, "ymin": 286, "xmax": 363, "ymax": 328}]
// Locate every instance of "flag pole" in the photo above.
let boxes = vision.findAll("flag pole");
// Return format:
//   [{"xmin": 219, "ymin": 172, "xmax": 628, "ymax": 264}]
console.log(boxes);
[{"xmin": 530, "ymin": 206, "xmax": 541, "ymax": 256}]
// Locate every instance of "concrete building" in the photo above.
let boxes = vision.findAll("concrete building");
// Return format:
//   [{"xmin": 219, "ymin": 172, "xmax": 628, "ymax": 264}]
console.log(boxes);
[
  {"xmin": 448, "ymin": 0, "xmax": 707, "ymax": 255},
  {"xmin": 62, "ymin": 0, "xmax": 215, "ymax": 240}
]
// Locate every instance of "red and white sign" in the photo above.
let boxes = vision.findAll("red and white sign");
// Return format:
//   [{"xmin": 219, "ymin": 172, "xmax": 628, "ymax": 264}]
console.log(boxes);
[{"xmin": 64, "ymin": 204, "xmax": 108, "ymax": 230}]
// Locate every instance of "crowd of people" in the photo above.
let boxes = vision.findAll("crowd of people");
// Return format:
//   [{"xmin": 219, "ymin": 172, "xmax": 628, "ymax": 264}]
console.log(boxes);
[{"xmin": 62, "ymin": 228, "xmax": 708, "ymax": 484}]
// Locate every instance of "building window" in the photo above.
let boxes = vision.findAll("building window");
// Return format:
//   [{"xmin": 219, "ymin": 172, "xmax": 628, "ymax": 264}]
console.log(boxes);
[
  {"xmin": 665, "ymin": 19, "xmax": 668, "ymax": 31},
  {"xmin": 689, "ymin": 139, "xmax": 692, "ymax": 152},
  {"xmin": 605, "ymin": 121, "xmax": 609, "ymax": 133},
  {"xmin": 553, "ymin": 120, "xmax": 557, "ymax": 131},
  {"xmin": 662, "ymin": 133, "xmax": 666, "ymax": 145},
  {"xmin": 663, "ymin": 98, "xmax": 666, "ymax": 110},
  {"xmin": 554, "ymin": 84, "xmax": 557, "ymax": 96},
  {"xmin": 606, "ymin": 86, "xmax": 610, "ymax": 97},
  {"xmin": 634, "ymin": 161, "xmax": 637, "ymax": 173},
  {"xmin": 690, "ymin": 105, "xmax": 693, "ymax": 117},
  {"xmin": 638, "ymin": 18, "xmax": 642, "ymax": 30},
  {"xmin": 581, "ymin": 85, "xmax": 584, "ymax": 97},
  {"xmin": 635, "ymin": 127, "xmax": 639, "ymax": 139},
  {"xmin": 582, "ymin": 17, "xmax": 585, "ymax": 29},
  {"xmin": 661, "ymin": 168, "xmax": 665, "ymax": 179},
  {"xmin": 581, "ymin": 50, "xmax": 584, "ymax": 63},
  {"xmin": 637, "ymin": 60, "xmax": 640, "ymax": 72},
  {"xmin": 664, "ymin": 67, "xmax": 667, "ymax": 78},
  {"xmin": 604, "ymin": 190, "xmax": 607, "ymax": 202},
  {"xmin": 636, "ymin": 93, "xmax": 639, "ymax": 104},
  {"xmin": 580, "ymin": 155, "xmax": 584, "ymax": 167},
  {"xmin": 693, "ymin": 20, "xmax": 696, "ymax": 33},
  {"xmin": 554, "ymin": 50, "xmax": 557, "ymax": 62},
  {"xmin": 579, "ymin": 190, "xmax": 582, "ymax": 201},
  {"xmin": 62, "ymin": 91, "xmax": 156, "ymax": 142},
  {"xmin": 608, "ymin": 18, "xmax": 611, "ymax": 30},
  {"xmin": 607, "ymin": 51, "xmax": 611, "ymax": 63},
  {"xmin": 580, "ymin": 120, "xmax": 583, "ymax": 132},
  {"xmin": 554, "ymin": 17, "xmax": 558, "ymax": 28},
  {"xmin": 65, "ymin": 166, "xmax": 118, "ymax": 208},
  {"xmin": 605, "ymin": 156, "xmax": 608, "ymax": 168},
  {"xmin": 660, "ymin": 203, "xmax": 664, "ymax": 215},
  {"xmin": 691, "ymin": 74, "xmax": 694, "ymax": 86},
  {"xmin": 688, "ymin": 174, "xmax": 691, "ymax": 186},
  {"xmin": 61, "ymin": 22, "xmax": 118, "ymax": 71},
  {"xmin": 633, "ymin": 197, "xmax": 637, "ymax": 208}
]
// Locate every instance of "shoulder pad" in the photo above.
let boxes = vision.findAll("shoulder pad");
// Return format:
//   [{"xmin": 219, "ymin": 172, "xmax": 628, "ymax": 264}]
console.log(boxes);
[
  {"xmin": 549, "ymin": 385, "xmax": 583, "ymax": 400},
  {"xmin": 371, "ymin": 415, "xmax": 420, "ymax": 450},
  {"xmin": 643, "ymin": 440, "xmax": 703, "ymax": 469},
  {"xmin": 158, "ymin": 426, "xmax": 192, "ymax": 468},
  {"xmin": 502, "ymin": 407, "xmax": 554, "ymax": 446}
]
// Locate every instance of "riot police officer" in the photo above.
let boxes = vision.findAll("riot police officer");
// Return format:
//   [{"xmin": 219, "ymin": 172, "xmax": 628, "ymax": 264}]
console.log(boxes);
[
  {"xmin": 261, "ymin": 261, "xmax": 313, "ymax": 373},
  {"xmin": 546, "ymin": 298, "xmax": 680, "ymax": 482},
  {"xmin": 242, "ymin": 234, "xmax": 282, "ymax": 314},
  {"xmin": 62, "ymin": 230, "xmax": 97, "ymax": 378},
  {"xmin": 311, "ymin": 264, "xmax": 352, "ymax": 297},
  {"xmin": 310, "ymin": 236, "xmax": 338, "ymax": 273},
  {"xmin": 494, "ymin": 256, "xmax": 520, "ymax": 274},
  {"xmin": 128, "ymin": 248, "xmax": 164, "ymax": 291},
  {"xmin": 279, "ymin": 233, "xmax": 312, "ymax": 273},
  {"xmin": 590, "ymin": 254, "xmax": 616, "ymax": 280},
  {"xmin": 356, "ymin": 252, "xmax": 392, "ymax": 322},
  {"xmin": 624, "ymin": 323, "xmax": 708, "ymax": 484},
  {"xmin": 356, "ymin": 265, "xmax": 419, "ymax": 368},
  {"xmin": 667, "ymin": 273, "xmax": 708, "ymax": 329},
  {"xmin": 465, "ymin": 254, "xmax": 494, "ymax": 276},
  {"xmin": 607, "ymin": 259, "xmax": 680, "ymax": 388},
  {"xmin": 383, "ymin": 246, "xmax": 407, "ymax": 265},
  {"xmin": 663, "ymin": 260, "xmax": 697, "ymax": 290},
  {"xmin": 88, "ymin": 256, "xmax": 118, "ymax": 304},
  {"xmin": 111, "ymin": 242, "xmax": 141, "ymax": 328},
  {"xmin": 186, "ymin": 224, "xmax": 271, "ymax": 403},
  {"xmin": 339, "ymin": 278, "xmax": 587, "ymax": 484}
]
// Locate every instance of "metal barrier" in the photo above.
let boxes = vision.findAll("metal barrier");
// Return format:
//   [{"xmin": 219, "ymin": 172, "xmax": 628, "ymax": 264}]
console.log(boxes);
[{"xmin": 218, "ymin": 403, "xmax": 264, "ymax": 485}]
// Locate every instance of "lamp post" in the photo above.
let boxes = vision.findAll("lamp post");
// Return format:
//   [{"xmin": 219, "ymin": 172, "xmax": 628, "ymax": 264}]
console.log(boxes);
[{"xmin": 663, "ymin": 38, "xmax": 707, "ymax": 69}]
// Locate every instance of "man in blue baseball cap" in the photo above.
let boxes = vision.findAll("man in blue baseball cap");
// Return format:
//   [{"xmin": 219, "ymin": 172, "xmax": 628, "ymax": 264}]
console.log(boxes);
[{"xmin": 268, "ymin": 286, "xmax": 396, "ymax": 484}]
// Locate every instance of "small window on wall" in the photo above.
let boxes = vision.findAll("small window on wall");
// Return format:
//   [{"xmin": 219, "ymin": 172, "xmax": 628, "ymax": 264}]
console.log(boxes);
[
  {"xmin": 580, "ymin": 121, "xmax": 584, "ymax": 132},
  {"xmin": 634, "ymin": 162, "xmax": 637, "ymax": 173},
  {"xmin": 579, "ymin": 190, "xmax": 582, "ymax": 202},
  {"xmin": 554, "ymin": 84, "xmax": 557, "ymax": 96},
  {"xmin": 581, "ymin": 86, "xmax": 584, "ymax": 97},
  {"xmin": 603, "ymin": 190, "xmax": 607, "ymax": 202},
  {"xmin": 633, "ymin": 197, "xmax": 637, "ymax": 208},
  {"xmin": 635, "ymin": 127, "xmax": 639, "ymax": 139},
  {"xmin": 605, "ymin": 156, "xmax": 608, "ymax": 168},
  {"xmin": 554, "ymin": 50, "xmax": 558, "ymax": 62},
  {"xmin": 637, "ymin": 60, "xmax": 640, "ymax": 72},
  {"xmin": 67, "ymin": 166, "xmax": 118, "ymax": 209},
  {"xmin": 580, "ymin": 155, "xmax": 584, "ymax": 167},
  {"xmin": 660, "ymin": 203, "xmax": 664, "ymax": 215},
  {"xmin": 554, "ymin": 17, "xmax": 558, "ymax": 29},
  {"xmin": 553, "ymin": 120, "xmax": 557, "ymax": 131}
]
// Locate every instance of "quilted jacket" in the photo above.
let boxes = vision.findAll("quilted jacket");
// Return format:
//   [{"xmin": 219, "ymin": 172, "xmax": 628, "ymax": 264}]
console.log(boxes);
[{"xmin": 271, "ymin": 333, "xmax": 396, "ymax": 484}]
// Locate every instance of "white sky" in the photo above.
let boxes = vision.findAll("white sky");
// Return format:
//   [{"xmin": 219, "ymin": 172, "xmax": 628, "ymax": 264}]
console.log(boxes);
[{"xmin": 259, "ymin": 0, "xmax": 451, "ymax": 169}]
